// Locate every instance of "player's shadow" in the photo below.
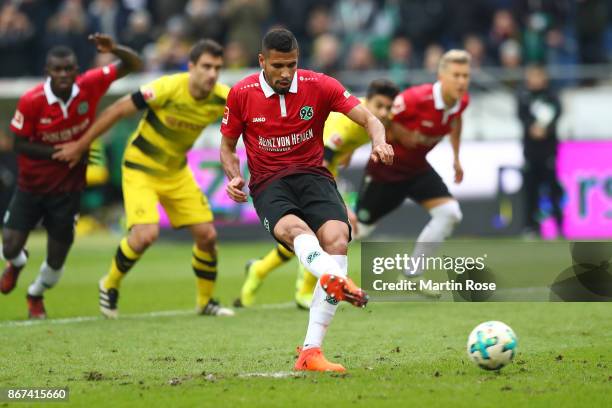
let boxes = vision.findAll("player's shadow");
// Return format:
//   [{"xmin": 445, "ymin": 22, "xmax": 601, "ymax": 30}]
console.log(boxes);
[{"xmin": 549, "ymin": 242, "xmax": 612, "ymax": 301}]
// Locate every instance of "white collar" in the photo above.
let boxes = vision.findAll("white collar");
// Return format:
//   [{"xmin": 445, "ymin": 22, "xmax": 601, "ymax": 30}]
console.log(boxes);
[
  {"xmin": 432, "ymin": 81, "xmax": 461, "ymax": 114},
  {"xmin": 44, "ymin": 77, "xmax": 80, "ymax": 118},
  {"xmin": 259, "ymin": 70, "xmax": 298, "ymax": 98}
]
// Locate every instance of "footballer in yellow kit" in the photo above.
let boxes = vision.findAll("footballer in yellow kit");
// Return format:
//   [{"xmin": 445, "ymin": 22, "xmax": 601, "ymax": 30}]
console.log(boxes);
[
  {"xmin": 54, "ymin": 40, "xmax": 234, "ymax": 318},
  {"xmin": 234, "ymin": 79, "xmax": 399, "ymax": 309}
]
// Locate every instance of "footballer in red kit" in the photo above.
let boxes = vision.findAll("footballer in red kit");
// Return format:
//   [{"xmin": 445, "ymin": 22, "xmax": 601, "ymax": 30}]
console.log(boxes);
[
  {"xmin": 220, "ymin": 28, "xmax": 393, "ymax": 372},
  {"xmin": 0, "ymin": 34, "xmax": 142, "ymax": 319},
  {"xmin": 355, "ymin": 50, "xmax": 472, "ymax": 291}
]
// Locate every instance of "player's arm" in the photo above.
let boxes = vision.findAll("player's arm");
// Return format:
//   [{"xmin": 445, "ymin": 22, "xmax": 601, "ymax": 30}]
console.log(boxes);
[
  {"xmin": 389, "ymin": 121, "xmax": 420, "ymax": 148},
  {"xmin": 9, "ymin": 98, "xmax": 58, "ymax": 160},
  {"xmin": 450, "ymin": 116, "xmax": 463, "ymax": 184},
  {"xmin": 53, "ymin": 93, "xmax": 139, "ymax": 167},
  {"xmin": 12, "ymin": 134, "xmax": 56, "ymax": 160},
  {"xmin": 89, "ymin": 33, "xmax": 143, "ymax": 79},
  {"xmin": 344, "ymin": 104, "xmax": 393, "ymax": 165},
  {"xmin": 220, "ymin": 136, "xmax": 248, "ymax": 203}
]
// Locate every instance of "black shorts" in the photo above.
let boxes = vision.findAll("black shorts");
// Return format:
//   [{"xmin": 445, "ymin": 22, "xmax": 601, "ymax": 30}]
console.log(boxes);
[
  {"xmin": 3, "ymin": 189, "xmax": 80, "ymax": 243},
  {"xmin": 355, "ymin": 166, "xmax": 451, "ymax": 225},
  {"xmin": 252, "ymin": 173, "xmax": 350, "ymax": 244}
]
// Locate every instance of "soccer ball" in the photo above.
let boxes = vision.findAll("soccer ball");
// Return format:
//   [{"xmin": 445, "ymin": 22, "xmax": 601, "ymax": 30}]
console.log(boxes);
[{"xmin": 467, "ymin": 321, "xmax": 517, "ymax": 370}]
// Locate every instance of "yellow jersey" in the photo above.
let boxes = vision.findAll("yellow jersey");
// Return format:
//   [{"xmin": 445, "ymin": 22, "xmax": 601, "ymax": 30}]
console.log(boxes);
[
  {"xmin": 123, "ymin": 73, "xmax": 230, "ymax": 175},
  {"xmin": 323, "ymin": 99, "xmax": 370, "ymax": 177}
]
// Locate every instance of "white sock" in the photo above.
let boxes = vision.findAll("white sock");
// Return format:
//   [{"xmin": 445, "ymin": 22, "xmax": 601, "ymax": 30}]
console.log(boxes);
[
  {"xmin": 293, "ymin": 234, "xmax": 342, "ymax": 278},
  {"xmin": 303, "ymin": 254, "xmax": 348, "ymax": 350},
  {"xmin": 408, "ymin": 201, "xmax": 462, "ymax": 276},
  {"xmin": 1, "ymin": 248, "xmax": 27, "ymax": 267},
  {"xmin": 28, "ymin": 261, "xmax": 63, "ymax": 296}
]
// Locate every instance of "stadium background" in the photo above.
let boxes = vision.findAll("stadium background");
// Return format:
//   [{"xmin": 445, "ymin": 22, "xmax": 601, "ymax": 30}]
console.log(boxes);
[{"xmin": 1, "ymin": 0, "xmax": 612, "ymax": 240}]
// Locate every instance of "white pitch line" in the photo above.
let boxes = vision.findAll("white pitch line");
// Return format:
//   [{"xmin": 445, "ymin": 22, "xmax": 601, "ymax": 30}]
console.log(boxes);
[
  {"xmin": 0, "ymin": 302, "xmax": 296, "ymax": 328},
  {"xmin": 238, "ymin": 371, "xmax": 304, "ymax": 379}
]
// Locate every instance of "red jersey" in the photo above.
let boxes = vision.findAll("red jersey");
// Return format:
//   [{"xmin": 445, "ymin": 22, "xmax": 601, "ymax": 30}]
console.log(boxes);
[
  {"xmin": 9, "ymin": 64, "xmax": 117, "ymax": 193},
  {"xmin": 221, "ymin": 69, "xmax": 360, "ymax": 196},
  {"xmin": 367, "ymin": 82, "xmax": 469, "ymax": 182}
]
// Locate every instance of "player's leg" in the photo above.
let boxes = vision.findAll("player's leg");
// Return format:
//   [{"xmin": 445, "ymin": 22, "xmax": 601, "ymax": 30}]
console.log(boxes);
[
  {"xmin": 294, "ymin": 175, "xmax": 367, "ymax": 372},
  {"xmin": 354, "ymin": 175, "xmax": 408, "ymax": 240},
  {"xmin": 1, "ymin": 229, "xmax": 30, "ymax": 294},
  {"xmin": 25, "ymin": 192, "xmax": 80, "ymax": 318},
  {"xmin": 234, "ymin": 243, "xmax": 294, "ymax": 307},
  {"xmin": 189, "ymin": 222, "xmax": 234, "ymax": 316},
  {"xmin": 294, "ymin": 264, "xmax": 316, "ymax": 309},
  {"xmin": 545, "ymin": 159, "xmax": 564, "ymax": 235},
  {"xmin": 408, "ymin": 168, "xmax": 462, "ymax": 277},
  {"xmin": 273, "ymin": 215, "xmax": 347, "ymax": 372},
  {"xmin": 0, "ymin": 190, "xmax": 38, "ymax": 294},
  {"xmin": 523, "ymin": 160, "xmax": 540, "ymax": 235},
  {"xmin": 99, "ymin": 167, "xmax": 160, "ymax": 318},
  {"xmin": 162, "ymin": 167, "xmax": 233, "ymax": 316}
]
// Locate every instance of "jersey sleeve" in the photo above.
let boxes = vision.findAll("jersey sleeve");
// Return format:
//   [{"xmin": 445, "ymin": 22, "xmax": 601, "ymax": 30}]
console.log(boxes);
[
  {"xmin": 138, "ymin": 76, "xmax": 172, "ymax": 110},
  {"xmin": 220, "ymin": 87, "xmax": 245, "ymax": 139},
  {"xmin": 10, "ymin": 95, "xmax": 36, "ymax": 138},
  {"xmin": 81, "ymin": 64, "xmax": 118, "ymax": 100},
  {"xmin": 391, "ymin": 90, "xmax": 418, "ymax": 127},
  {"xmin": 321, "ymin": 75, "xmax": 360, "ymax": 114}
]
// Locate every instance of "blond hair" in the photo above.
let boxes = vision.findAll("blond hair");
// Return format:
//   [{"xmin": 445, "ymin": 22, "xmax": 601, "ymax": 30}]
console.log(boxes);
[{"xmin": 438, "ymin": 49, "xmax": 471, "ymax": 72}]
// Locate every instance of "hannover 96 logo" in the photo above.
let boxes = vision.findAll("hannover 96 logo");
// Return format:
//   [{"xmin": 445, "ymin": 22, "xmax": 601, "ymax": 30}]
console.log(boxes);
[{"xmin": 299, "ymin": 106, "xmax": 313, "ymax": 120}]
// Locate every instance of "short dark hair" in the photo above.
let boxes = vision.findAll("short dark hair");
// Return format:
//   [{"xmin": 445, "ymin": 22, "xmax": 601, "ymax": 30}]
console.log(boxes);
[
  {"xmin": 262, "ymin": 28, "xmax": 298, "ymax": 54},
  {"xmin": 366, "ymin": 79, "xmax": 400, "ymax": 100},
  {"xmin": 189, "ymin": 39, "xmax": 223, "ymax": 63},
  {"xmin": 46, "ymin": 46, "xmax": 76, "ymax": 65}
]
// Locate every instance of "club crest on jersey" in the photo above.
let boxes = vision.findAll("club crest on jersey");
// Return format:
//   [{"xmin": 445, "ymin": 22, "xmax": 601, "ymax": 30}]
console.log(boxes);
[
  {"xmin": 299, "ymin": 106, "xmax": 313, "ymax": 121},
  {"xmin": 78, "ymin": 101, "xmax": 89, "ymax": 115}
]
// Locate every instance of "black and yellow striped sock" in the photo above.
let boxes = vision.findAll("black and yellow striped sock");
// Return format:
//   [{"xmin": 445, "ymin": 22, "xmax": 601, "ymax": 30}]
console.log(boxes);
[
  {"xmin": 192, "ymin": 245, "xmax": 218, "ymax": 308},
  {"xmin": 253, "ymin": 244, "xmax": 294, "ymax": 279},
  {"xmin": 103, "ymin": 238, "xmax": 141, "ymax": 289},
  {"xmin": 297, "ymin": 266, "xmax": 318, "ymax": 296}
]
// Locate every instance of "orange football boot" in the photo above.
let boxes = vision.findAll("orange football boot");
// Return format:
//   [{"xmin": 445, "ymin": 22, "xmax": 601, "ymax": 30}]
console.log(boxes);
[
  {"xmin": 294, "ymin": 347, "xmax": 346, "ymax": 372},
  {"xmin": 319, "ymin": 274, "xmax": 369, "ymax": 307}
]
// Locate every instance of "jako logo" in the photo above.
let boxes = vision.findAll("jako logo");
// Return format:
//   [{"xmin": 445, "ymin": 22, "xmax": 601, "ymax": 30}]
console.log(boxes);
[
  {"xmin": 252, "ymin": 117, "xmax": 266, "ymax": 123},
  {"xmin": 306, "ymin": 251, "xmax": 320, "ymax": 264}
]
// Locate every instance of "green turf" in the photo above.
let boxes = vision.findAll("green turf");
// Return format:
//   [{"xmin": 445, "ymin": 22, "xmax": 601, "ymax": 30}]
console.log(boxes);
[{"xmin": 0, "ymin": 233, "xmax": 610, "ymax": 407}]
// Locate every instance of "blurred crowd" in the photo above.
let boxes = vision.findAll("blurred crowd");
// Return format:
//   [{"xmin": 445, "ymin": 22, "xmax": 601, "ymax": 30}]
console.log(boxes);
[{"xmin": 0, "ymin": 0, "xmax": 611, "ymax": 78}]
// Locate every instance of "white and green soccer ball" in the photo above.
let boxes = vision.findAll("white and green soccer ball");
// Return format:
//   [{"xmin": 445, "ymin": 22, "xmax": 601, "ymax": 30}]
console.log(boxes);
[{"xmin": 467, "ymin": 321, "xmax": 517, "ymax": 370}]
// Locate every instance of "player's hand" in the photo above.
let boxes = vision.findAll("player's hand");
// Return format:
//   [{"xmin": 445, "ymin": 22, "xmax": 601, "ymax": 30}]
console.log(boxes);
[
  {"xmin": 454, "ymin": 160, "xmax": 464, "ymax": 184},
  {"xmin": 89, "ymin": 33, "xmax": 116, "ymax": 53},
  {"xmin": 371, "ymin": 142, "xmax": 394, "ymax": 165},
  {"xmin": 226, "ymin": 176, "xmax": 248, "ymax": 203},
  {"xmin": 529, "ymin": 124, "xmax": 546, "ymax": 140},
  {"xmin": 53, "ymin": 141, "xmax": 86, "ymax": 168}
]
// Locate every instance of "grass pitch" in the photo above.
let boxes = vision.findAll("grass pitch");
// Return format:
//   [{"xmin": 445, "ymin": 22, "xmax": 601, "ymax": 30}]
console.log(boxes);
[{"xmin": 0, "ymin": 233, "xmax": 610, "ymax": 407}]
